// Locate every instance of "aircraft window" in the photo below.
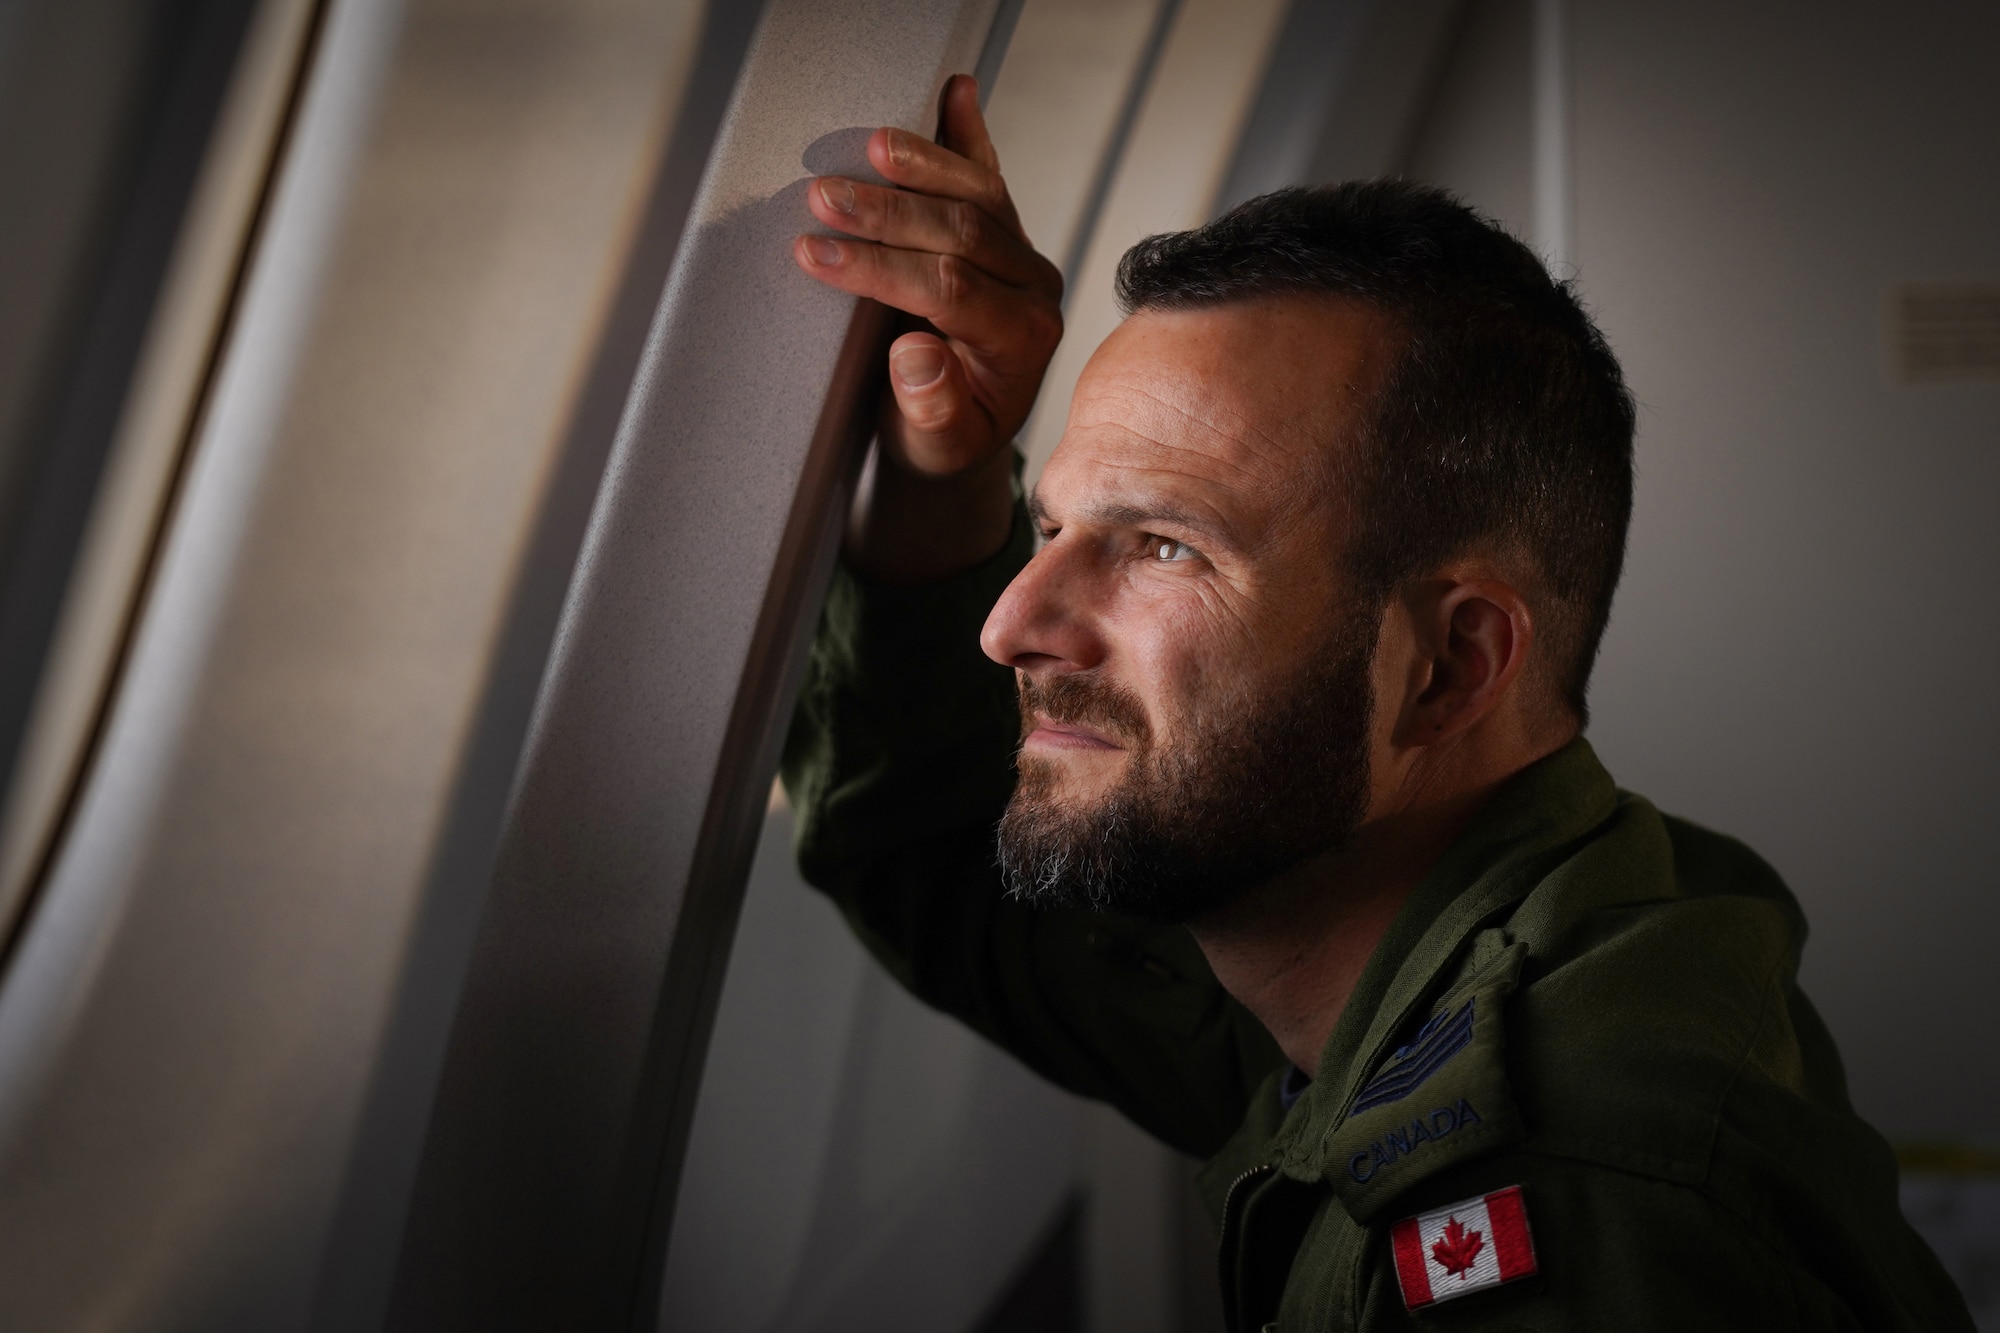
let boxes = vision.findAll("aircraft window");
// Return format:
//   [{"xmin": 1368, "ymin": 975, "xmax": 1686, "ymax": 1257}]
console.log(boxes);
[
  {"xmin": 0, "ymin": 0, "xmax": 317, "ymax": 969},
  {"xmin": 0, "ymin": 0, "xmax": 718, "ymax": 1324}
]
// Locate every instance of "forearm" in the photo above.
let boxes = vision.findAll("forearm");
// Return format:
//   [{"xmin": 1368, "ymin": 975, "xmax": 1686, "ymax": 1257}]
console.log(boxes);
[
  {"xmin": 783, "ymin": 485, "xmax": 1030, "ymax": 874},
  {"xmin": 841, "ymin": 426, "xmax": 1019, "ymax": 585}
]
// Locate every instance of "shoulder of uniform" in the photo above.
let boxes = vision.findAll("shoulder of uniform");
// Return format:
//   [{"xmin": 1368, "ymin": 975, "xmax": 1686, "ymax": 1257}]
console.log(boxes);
[
  {"xmin": 1299, "ymin": 802, "xmax": 1814, "ymax": 1220},
  {"xmin": 1304, "ymin": 931, "xmax": 1532, "ymax": 1222},
  {"xmin": 1507, "ymin": 815, "xmax": 1810, "ymax": 1185}
]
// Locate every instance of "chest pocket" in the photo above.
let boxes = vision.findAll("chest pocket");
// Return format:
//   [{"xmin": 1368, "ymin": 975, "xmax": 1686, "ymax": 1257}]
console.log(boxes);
[{"xmin": 1320, "ymin": 933, "xmax": 1529, "ymax": 1222}]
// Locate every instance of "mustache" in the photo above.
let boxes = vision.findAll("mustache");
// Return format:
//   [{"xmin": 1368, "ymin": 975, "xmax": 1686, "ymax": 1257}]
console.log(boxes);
[{"xmin": 1016, "ymin": 672, "xmax": 1150, "ymax": 748}]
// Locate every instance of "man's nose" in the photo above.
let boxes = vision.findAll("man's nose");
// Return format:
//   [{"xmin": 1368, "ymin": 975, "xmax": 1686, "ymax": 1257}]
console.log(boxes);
[{"xmin": 980, "ymin": 541, "xmax": 1102, "ymax": 674}]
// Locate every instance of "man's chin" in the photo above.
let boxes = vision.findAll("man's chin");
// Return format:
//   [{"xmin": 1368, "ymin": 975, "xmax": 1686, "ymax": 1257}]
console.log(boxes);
[{"xmin": 1015, "ymin": 749, "xmax": 1128, "ymax": 803}]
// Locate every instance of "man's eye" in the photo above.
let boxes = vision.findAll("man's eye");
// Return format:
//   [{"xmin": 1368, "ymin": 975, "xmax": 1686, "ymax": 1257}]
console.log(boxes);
[{"xmin": 1149, "ymin": 536, "xmax": 1197, "ymax": 563}]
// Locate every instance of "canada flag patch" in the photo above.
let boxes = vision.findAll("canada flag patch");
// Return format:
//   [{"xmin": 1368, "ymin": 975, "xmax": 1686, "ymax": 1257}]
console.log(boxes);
[{"xmin": 1390, "ymin": 1185, "xmax": 1538, "ymax": 1309}]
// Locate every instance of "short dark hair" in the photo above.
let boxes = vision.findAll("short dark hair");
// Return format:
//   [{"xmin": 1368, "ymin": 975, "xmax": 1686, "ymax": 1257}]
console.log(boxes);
[{"xmin": 1115, "ymin": 180, "xmax": 1635, "ymax": 724}]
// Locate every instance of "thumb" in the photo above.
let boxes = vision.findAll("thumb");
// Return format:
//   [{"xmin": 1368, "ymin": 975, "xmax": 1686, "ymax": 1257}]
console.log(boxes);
[{"xmin": 882, "ymin": 332, "xmax": 991, "ymax": 476}]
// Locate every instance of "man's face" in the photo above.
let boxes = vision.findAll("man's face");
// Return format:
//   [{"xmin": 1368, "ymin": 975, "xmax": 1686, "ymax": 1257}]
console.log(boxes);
[{"xmin": 982, "ymin": 297, "xmax": 1398, "ymax": 922}]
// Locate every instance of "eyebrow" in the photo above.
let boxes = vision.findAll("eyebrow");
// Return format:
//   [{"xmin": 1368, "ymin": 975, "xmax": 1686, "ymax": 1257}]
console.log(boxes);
[{"xmin": 1027, "ymin": 489, "xmax": 1236, "ymax": 546}]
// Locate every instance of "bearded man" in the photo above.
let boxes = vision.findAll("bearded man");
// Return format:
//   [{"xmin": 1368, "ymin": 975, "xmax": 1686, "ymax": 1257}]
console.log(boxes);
[{"xmin": 784, "ymin": 76, "xmax": 1970, "ymax": 1330}]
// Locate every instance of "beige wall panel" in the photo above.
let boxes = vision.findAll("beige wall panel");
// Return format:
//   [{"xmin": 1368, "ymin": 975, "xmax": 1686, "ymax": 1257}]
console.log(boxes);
[
  {"xmin": 0, "ymin": 0, "xmax": 705, "ymax": 1325},
  {"xmin": 983, "ymin": 0, "xmax": 1163, "ymax": 269},
  {"xmin": 1019, "ymin": 0, "xmax": 1291, "ymax": 485},
  {"xmin": 0, "ymin": 0, "xmax": 318, "ymax": 940}
]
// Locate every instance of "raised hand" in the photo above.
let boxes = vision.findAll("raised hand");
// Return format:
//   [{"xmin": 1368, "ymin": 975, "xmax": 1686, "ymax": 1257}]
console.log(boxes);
[{"xmin": 795, "ymin": 74, "xmax": 1062, "ymax": 582}]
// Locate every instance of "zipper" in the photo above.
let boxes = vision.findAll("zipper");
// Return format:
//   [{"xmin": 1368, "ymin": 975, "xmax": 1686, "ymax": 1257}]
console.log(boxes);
[{"xmin": 1215, "ymin": 1162, "xmax": 1279, "ymax": 1333}]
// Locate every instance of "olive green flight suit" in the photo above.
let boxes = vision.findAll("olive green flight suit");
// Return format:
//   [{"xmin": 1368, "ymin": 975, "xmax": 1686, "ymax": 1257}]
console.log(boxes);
[{"xmin": 779, "ymin": 510, "xmax": 1972, "ymax": 1331}]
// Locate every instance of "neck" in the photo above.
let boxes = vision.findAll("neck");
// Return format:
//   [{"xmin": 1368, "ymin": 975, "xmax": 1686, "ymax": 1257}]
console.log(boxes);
[{"xmin": 1188, "ymin": 730, "xmax": 1571, "ymax": 1074}]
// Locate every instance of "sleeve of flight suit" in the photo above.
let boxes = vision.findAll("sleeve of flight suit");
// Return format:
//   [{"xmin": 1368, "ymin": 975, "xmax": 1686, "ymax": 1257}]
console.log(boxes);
[{"xmin": 779, "ymin": 494, "xmax": 1285, "ymax": 1159}]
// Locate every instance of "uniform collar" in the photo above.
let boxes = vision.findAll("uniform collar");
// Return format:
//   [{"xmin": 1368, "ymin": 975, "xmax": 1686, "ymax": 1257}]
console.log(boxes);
[{"xmin": 1214, "ymin": 737, "xmax": 1620, "ymax": 1190}]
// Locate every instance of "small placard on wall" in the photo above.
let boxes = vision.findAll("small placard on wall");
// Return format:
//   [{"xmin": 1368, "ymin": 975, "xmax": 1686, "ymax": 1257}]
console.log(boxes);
[{"xmin": 1887, "ymin": 281, "xmax": 2000, "ymax": 384}]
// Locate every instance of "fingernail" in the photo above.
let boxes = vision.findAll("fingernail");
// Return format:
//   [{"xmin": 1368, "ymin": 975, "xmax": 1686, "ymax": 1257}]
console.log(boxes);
[
  {"xmin": 818, "ymin": 178, "xmax": 855, "ymax": 214},
  {"xmin": 802, "ymin": 235, "xmax": 841, "ymax": 266},
  {"xmin": 882, "ymin": 127, "xmax": 910, "ymax": 167},
  {"xmin": 892, "ymin": 343, "xmax": 947, "ymax": 389}
]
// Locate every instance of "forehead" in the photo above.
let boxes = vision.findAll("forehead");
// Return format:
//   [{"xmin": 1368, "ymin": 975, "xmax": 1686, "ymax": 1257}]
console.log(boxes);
[{"xmin": 1037, "ymin": 297, "xmax": 1394, "ymax": 543}]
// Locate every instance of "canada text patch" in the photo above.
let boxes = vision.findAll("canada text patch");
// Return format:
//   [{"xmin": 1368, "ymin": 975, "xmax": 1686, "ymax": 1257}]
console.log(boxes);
[
  {"xmin": 1345, "ymin": 1097, "xmax": 1482, "ymax": 1183},
  {"xmin": 1320, "ymin": 936, "xmax": 1527, "ymax": 1221},
  {"xmin": 1390, "ymin": 1185, "xmax": 1538, "ymax": 1309}
]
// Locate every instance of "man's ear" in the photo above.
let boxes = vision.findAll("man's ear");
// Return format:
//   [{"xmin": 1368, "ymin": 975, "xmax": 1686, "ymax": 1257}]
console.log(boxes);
[{"xmin": 1389, "ymin": 575, "xmax": 1534, "ymax": 746}]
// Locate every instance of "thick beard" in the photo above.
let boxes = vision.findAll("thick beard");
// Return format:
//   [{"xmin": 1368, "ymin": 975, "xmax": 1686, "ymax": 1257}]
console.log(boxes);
[{"xmin": 996, "ymin": 607, "xmax": 1379, "ymax": 924}]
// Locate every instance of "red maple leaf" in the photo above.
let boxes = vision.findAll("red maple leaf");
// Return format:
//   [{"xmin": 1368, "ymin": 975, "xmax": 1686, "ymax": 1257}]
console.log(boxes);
[{"xmin": 1431, "ymin": 1216, "xmax": 1485, "ymax": 1278}]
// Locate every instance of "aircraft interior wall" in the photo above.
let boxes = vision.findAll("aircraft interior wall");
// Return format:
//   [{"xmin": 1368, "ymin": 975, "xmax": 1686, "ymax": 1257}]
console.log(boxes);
[{"xmin": 1379, "ymin": 0, "xmax": 2000, "ymax": 1148}]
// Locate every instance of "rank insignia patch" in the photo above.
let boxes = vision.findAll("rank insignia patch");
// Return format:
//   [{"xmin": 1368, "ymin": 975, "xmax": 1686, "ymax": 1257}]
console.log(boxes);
[
  {"xmin": 1390, "ymin": 1185, "xmax": 1537, "ymax": 1309},
  {"xmin": 1350, "ymin": 998, "xmax": 1475, "ymax": 1114}
]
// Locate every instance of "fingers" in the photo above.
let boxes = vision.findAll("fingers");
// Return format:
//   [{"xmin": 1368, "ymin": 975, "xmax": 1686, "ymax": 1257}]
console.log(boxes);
[
  {"xmin": 790, "ymin": 73, "xmax": 1063, "ymax": 483},
  {"xmin": 792, "ymin": 233, "xmax": 1060, "ymax": 364},
  {"xmin": 805, "ymin": 174, "xmax": 1059, "ymax": 297},
  {"xmin": 867, "ymin": 126, "xmax": 1027, "ymax": 243},
  {"xmin": 882, "ymin": 331, "xmax": 989, "ymax": 475}
]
